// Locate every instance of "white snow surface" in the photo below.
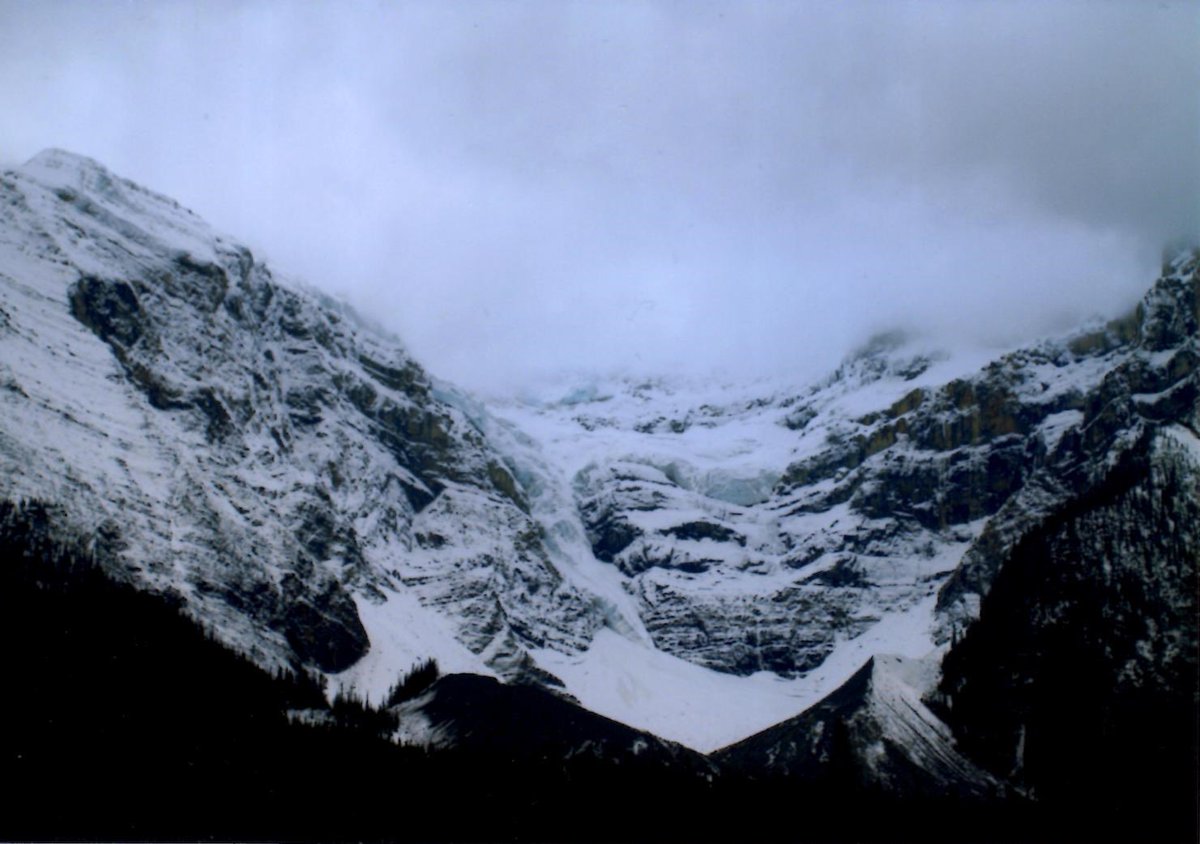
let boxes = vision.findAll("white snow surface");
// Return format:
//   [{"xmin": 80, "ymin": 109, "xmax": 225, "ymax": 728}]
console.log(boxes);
[
  {"xmin": 334, "ymin": 593, "xmax": 496, "ymax": 705},
  {"xmin": 532, "ymin": 593, "xmax": 940, "ymax": 753},
  {"xmin": 1161, "ymin": 424, "xmax": 1200, "ymax": 470},
  {"xmin": 493, "ymin": 347, "xmax": 1007, "ymax": 497}
]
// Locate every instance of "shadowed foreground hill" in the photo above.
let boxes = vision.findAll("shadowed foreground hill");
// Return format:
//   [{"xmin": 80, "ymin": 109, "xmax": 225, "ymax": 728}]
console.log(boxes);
[
  {"xmin": 0, "ymin": 500, "xmax": 716, "ymax": 843},
  {"xmin": 0, "ymin": 498, "xmax": 1075, "ymax": 844}
]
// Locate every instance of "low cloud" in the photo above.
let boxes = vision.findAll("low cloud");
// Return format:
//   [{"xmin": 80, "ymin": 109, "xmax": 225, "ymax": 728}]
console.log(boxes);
[{"xmin": 1, "ymin": 0, "xmax": 1195, "ymax": 392}]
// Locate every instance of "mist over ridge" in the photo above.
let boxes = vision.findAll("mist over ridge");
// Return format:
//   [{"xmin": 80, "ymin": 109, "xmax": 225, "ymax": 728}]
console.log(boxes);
[{"xmin": 2, "ymin": 0, "xmax": 1196, "ymax": 393}]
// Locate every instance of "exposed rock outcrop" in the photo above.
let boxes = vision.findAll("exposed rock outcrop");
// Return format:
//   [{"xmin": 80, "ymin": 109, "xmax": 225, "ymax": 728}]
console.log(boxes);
[{"xmin": 0, "ymin": 149, "xmax": 601, "ymax": 683}]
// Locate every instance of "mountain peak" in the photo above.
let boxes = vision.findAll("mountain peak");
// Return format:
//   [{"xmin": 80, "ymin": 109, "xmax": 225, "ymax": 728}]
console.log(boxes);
[
  {"xmin": 23, "ymin": 146, "xmax": 105, "ymax": 170},
  {"xmin": 9, "ymin": 148, "xmax": 219, "ymax": 268},
  {"xmin": 19, "ymin": 147, "xmax": 116, "ymax": 190}
]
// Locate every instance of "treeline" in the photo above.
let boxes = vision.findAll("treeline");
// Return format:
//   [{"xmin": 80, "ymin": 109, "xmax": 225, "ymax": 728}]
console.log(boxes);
[
  {"xmin": 386, "ymin": 656, "xmax": 440, "ymax": 706},
  {"xmin": 0, "ymin": 499, "xmax": 719, "ymax": 842},
  {"xmin": 2, "ymin": 498, "xmax": 1187, "ymax": 843},
  {"xmin": 0, "ymin": 499, "xmax": 409, "ymax": 840},
  {"xmin": 937, "ymin": 441, "xmax": 1199, "ymax": 844}
]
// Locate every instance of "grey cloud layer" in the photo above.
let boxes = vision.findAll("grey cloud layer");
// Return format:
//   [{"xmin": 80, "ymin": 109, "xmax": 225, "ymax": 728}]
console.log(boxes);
[{"xmin": 1, "ymin": 1, "xmax": 1196, "ymax": 390}]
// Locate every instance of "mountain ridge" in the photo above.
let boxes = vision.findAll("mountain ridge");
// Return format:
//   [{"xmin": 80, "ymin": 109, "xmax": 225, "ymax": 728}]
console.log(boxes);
[{"xmin": 1, "ymin": 150, "xmax": 1195, "ymax": 782}]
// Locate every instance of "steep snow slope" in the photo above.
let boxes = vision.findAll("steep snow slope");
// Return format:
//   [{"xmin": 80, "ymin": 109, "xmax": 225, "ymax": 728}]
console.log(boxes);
[{"xmin": 0, "ymin": 149, "xmax": 609, "ymax": 690}]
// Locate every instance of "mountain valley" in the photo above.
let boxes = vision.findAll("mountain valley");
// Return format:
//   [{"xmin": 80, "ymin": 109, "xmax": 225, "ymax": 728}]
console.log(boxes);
[{"xmin": 1, "ymin": 149, "xmax": 1196, "ymax": 843}]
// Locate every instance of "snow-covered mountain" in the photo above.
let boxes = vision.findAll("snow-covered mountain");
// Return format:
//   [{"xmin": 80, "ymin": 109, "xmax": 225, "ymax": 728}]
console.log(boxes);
[
  {"xmin": 491, "ymin": 259, "xmax": 1197, "ymax": 745},
  {"xmin": 0, "ymin": 148, "xmax": 616, "ymax": 688},
  {"xmin": 1, "ymin": 149, "xmax": 1196, "ymax": 795}
]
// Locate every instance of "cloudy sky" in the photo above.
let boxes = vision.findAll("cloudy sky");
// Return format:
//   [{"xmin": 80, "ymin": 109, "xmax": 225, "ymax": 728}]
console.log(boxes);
[{"xmin": 1, "ymin": 1, "xmax": 1197, "ymax": 393}]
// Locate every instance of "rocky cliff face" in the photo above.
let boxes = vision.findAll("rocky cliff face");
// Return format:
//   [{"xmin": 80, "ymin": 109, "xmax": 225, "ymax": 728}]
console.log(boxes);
[
  {"xmin": 0, "ymin": 149, "xmax": 604, "ymax": 683},
  {"xmin": 936, "ymin": 260, "xmax": 1198, "ymax": 634},
  {"xmin": 934, "ymin": 424, "xmax": 1198, "ymax": 821},
  {"xmin": 503, "ymin": 253, "xmax": 1197, "ymax": 682}
]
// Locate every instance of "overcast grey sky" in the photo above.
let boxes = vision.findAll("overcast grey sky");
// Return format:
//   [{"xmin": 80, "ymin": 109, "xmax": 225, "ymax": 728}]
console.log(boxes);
[{"xmin": 1, "ymin": 1, "xmax": 1197, "ymax": 392}]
